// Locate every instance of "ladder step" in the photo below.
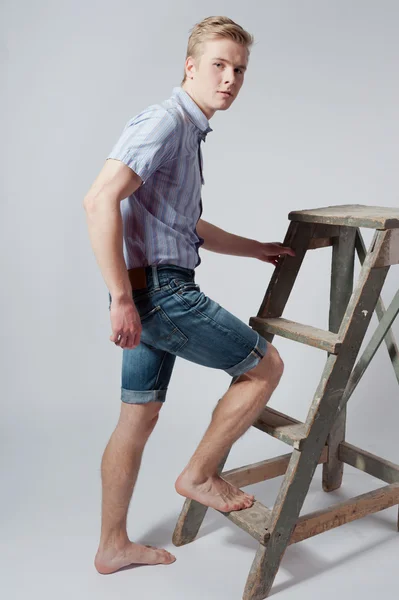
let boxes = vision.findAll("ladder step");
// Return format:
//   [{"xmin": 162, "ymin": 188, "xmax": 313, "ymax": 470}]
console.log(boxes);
[
  {"xmin": 219, "ymin": 500, "xmax": 271, "ymax": 544},
  {"xmin": 250, "ymin": 317, "xmax": 341, "ymax": 353},
  {"xmin": 253, "ymin": 406, "xmax": 308, "ymax": 448}
]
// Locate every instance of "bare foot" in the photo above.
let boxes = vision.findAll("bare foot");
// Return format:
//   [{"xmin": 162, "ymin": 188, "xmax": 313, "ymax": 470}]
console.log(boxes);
[
  {"xmin": 95, "ymin": 541, "xmax": 176, "ymax": 574},
  {"xmin": 175, "ymin": 470, "xmax": 255, "ymax": 512}
]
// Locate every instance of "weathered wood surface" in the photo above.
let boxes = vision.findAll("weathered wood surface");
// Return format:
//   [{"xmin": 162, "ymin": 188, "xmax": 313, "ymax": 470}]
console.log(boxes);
[
  {"xmin": 289, "ymin": 204, "xmax": 399, "ymax": 229},
  {"xmin": 172, "ymin": 497, "xmax": 209, "ymax": 547},
  {"xmin": 308, "ymin": 237, "xmax": 334, "ymax": 249},
  {"xmin": 250, "ymin": 316, "xmax": 341, "ymax": 354},
  {"xmin": 221, "ymin": 500, "xmax": 272, "ymax": 544},
  {"xmin": 355, "ymin": 229, "xmax": 399, "ymax": 383},
  {"xmin": 338, "ymin": 287, "xmax": 399, "ymax": 412},
  {"xmin": 222, "ymin": 448, "xmax": 329, "ymax": 488},
  {"xmin": 307, "ymin": 231, "xmax": 390, "ymax": 428},
  {"xmin": 339, "ymin": 441, "xmax": 399, "ymax": 484},
  {"xmin": 289, "ymin": 482, "xmax": 399, "ymax": 545},
  {"xmin": 257, "ymin": 221, "xmax": 315, "ymax": 321},
  {"xmin": 243, "ymin": 230, "xmax": 390, "ymax": 600},
  {"xmin": 323, "ymin": 226, "xmax": 356, "ymax": 492},
  {"xmin": 374, "ymin": 228, "xmax": 399, "ymax": 266},
  {"xmin": 311, "ymin": 224, "xmax": 340, "ymax": 238},
  {"xmin": 252, "ymin": 406, "xmax": 308, "ymax": 448}
]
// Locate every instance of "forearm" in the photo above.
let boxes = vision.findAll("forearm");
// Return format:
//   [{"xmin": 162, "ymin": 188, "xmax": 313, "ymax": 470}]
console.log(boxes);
[
  {"xmin": 84, "ymin": 194, "xmax": 132, "ymax": 301},
  {"xmin": 197, "ymin": 219, "xmax": 259, "ymax": 257}
]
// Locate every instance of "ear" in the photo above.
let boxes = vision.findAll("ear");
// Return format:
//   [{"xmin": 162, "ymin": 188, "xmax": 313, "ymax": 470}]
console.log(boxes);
[{"xmin": 185, "ymin": 56, "xmax": 196, "ymax": 79}]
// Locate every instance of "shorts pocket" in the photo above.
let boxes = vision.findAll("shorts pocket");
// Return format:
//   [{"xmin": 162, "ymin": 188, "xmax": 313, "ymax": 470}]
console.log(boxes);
[
  {"xmin": 139, "ymin": 304, "xmax": 188, "ymax": 354},
  {"xmin": 169, "ymin": 278, "xmax": 203, "ymax": 309},
  {"xmin": 169, "ymin": 278, "xmax": 201, "ymax": 293}
]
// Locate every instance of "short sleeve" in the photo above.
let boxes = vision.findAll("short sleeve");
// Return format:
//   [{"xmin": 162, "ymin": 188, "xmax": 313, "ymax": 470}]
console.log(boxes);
[{"xmin": 106, "ymin": 110, "xmax": 178, "ymax": 183}]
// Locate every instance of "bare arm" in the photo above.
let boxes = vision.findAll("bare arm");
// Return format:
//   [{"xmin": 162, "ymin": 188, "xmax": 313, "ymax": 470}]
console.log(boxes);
[
  {"xmin": 197, "ymin": 219, "xmax": 295, "ymax": 264},
  {"xmin": 83, "ymin": 158, "xmax": 143, "ymax": 299},
  {"xmin": 196, "ymin": 218, "xmax": 259, "ymax": 256},
  {"xmin": 83, "ymin": 158, "xmax": 143, "ymax": 349}
]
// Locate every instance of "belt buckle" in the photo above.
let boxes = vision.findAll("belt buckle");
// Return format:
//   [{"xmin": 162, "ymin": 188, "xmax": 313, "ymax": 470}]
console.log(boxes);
[{"xmin": 128, "ymin": 268, "xmax": 147, "ymax": 290}]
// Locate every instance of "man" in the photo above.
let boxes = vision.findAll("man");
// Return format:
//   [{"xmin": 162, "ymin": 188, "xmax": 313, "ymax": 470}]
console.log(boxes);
[{"xmin": 84, "ymin": 16, "xmax": 294, "ymax": 575}]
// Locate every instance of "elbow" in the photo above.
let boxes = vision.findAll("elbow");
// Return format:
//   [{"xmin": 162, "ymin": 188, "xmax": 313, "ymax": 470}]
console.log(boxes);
[
  {"xmin": 83, "ymin": 194, "xmax": 96, "ymax": 212},
  {"xmin": 83, "ymin": 195, "xmax": 92, "ymax": 210}
]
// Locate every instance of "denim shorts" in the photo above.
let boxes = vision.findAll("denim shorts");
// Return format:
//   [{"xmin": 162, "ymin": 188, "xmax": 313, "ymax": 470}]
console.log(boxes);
[{"xmin": 108, "ymin": 264, "xmax": 269, "ymax": 404}]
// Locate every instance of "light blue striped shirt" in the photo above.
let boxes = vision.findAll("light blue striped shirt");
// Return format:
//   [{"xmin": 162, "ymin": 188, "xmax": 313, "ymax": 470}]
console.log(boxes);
[{"xmin": 106, "ymin": 86, "xmax": 213, "ymax": 270}]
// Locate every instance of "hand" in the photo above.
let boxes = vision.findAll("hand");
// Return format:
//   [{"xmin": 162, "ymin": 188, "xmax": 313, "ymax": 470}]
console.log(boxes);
[
  {"xmin": 254, "ymin": 241, "xmax": 296, "ymax": 266},
  {"xmin": 109, "ymin": 296, "xmax": 142, "ymax": 349}
]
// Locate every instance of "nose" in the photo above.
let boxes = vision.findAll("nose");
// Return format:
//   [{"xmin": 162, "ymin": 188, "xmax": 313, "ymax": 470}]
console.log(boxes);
[{"xmin": 224, "ymin": 69, "xmax": 238, "ymax": 86}]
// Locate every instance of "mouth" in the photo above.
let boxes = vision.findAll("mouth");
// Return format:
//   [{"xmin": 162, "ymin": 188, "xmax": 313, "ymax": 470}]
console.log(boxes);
[{"xmin": 218, "ymin": 91, "xmax": 232, "ymax": 97}]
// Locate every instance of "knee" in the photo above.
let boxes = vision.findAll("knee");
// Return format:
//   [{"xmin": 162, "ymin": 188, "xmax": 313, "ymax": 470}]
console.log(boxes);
[
  {"xmin": 118, "ymin": 401, "xmax": 162, "ymax": 437},
  {"xmin": 268, "ymin": 344, "xmax": 284, "ymax": 381},
  {"xmin": 147, "ymin": 412, "xmax": 160, "ymax": 430},
  {"xmin": 247, "ymin": 343, "xmax": 284, "ymax": 387},
  {"xmin": 138, "ymin": 406, "xmax": 162, "ymax": 433}
]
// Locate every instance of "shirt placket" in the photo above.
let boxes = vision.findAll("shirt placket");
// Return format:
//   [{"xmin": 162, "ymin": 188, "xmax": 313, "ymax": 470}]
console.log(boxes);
[
  {"xmin": 198, "ymin": 136, "xmax": 205, "ymax": 218},
  {"xmin": 198, "ymin": 139, "xmax": 205, "ymax": 186}
]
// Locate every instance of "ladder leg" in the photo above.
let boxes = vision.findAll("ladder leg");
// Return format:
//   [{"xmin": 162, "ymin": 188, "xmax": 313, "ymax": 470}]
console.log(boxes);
[
  {"xmin": 323, "ymin": 226, "xmax": 356, "ymax": 492},
  {"xmin": 258, "ymin": 221, "xmax": 315, "ymax": 320},
  {"xmin": 172, "ymin": 496, "xmax": 210, "ymax": 546},
  {"xmin": 243, "ymin": 358, "xmax": 337, "ymax": 600},
  {"xmin": 243, "ymin": 230, "xmax": 390, "ymax": 599},
  {"xmin": 356, "ymin": 229, "xmax": 399, "ymax": 383},
  {"xmin": 338, "ymin": 287, "xmax": 399, "ymax": 411},
  {"xmin": 243, "ymin": 542, "xmax": 281, "ymax": 600}
]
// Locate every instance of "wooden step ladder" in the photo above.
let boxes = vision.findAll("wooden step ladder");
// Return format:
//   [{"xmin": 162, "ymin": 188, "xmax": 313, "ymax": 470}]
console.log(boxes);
[{"xmin": 172, "ymin": 204, "xmax": 399, "ymax": 599}]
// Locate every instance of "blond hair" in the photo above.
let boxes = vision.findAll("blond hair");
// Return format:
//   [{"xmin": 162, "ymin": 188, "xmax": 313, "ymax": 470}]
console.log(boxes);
[{"xmin": 181, "ymin": 16, "xmax": 254, "ymax": 85}]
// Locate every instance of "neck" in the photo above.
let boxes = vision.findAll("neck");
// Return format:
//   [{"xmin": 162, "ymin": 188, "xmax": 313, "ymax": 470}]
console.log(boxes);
[{"xmin": 181, "ymin": 82, "xmax": 215, "ymax": 120}]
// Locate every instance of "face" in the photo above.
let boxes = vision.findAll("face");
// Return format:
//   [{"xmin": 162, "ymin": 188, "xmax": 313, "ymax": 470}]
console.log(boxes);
[{"xmin": 183, "ymin": 37, "xmax": 248, "ymax": 119}]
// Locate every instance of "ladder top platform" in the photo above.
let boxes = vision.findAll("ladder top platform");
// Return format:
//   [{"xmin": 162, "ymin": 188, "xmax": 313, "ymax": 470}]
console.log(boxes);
[{"xmin": 289, "ymin": 204, "xmax": 399, "ymax": 229}]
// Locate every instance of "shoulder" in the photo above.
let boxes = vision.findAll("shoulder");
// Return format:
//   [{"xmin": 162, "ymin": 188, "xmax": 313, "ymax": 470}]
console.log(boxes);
[{"xmin": 126, "ymin": 103, "xmax": 181, "ymax": 137}]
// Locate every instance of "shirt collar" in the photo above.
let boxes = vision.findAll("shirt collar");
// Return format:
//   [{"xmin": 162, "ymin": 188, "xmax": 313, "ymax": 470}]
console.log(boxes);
[{"xmin": 171, "ymin": 86, "xmax": 213, "ymax": 141}]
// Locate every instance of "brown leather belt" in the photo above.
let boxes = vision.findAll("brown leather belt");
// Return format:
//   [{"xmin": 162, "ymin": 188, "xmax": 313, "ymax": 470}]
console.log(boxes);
[{"xmin": 128, "ymin": 267, "xmax": 148, "ymax": 290}]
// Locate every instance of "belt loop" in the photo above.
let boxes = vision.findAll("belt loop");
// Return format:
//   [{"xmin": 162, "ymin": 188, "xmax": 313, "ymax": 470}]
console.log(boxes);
[{"xmin": 151, "ymin": 265, "xmax": 160, "ymax": 290}]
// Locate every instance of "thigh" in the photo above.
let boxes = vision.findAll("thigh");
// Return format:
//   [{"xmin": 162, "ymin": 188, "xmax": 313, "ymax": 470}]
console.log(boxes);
[
  {"xmin": 157, "ymin": 279, "xmax": 269, "ymax": 378},
  {"xmin": 121, "ymin": 341, "xmax": 177, "ymax": 404}
]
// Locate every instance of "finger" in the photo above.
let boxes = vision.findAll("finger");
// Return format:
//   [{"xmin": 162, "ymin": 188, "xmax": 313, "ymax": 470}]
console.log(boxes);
[
  {"xmin": 122, "ymin": 336, "xmax": 132, "ymax": 349},
  {"xmin": 114, "ymin": 332, "xmax": 125, "ymax": 346},
  {"xmin": 124, "ymin": 331, "xmax": 137, "ymax": 349},
  {"xmin": 278, "ymin": 248, "xmax": 295, "ymax": 257},
  {"xmin": 117, "ymin": 334, "xmax": 127, "ymax": 348},
  {"xmin": 125, "ymin": 335, "xmax": 137, "ymax": 350}
]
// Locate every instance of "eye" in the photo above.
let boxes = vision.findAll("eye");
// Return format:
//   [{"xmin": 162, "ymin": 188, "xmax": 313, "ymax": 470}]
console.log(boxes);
[{"xmin": 214, "ymin": 63, "xmax": 223, "ymax": 68}]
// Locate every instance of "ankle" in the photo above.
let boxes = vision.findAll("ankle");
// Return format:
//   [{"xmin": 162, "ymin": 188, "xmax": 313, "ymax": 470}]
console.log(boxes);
[
  {"xmin": 98, "ymin": 530, "xmax": 129, "ymax": 551},
  {"xmin": 180, "ymin": 465, "xmax": 214, "ymax": 485}
]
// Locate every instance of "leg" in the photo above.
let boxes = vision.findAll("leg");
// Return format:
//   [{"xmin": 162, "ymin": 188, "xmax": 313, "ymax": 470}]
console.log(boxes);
[
  {"xmin": 175, "ymin": 344, "xmax": 284, "ymax": 512},
  {"xmin": 94, "ymin": 401, "xmax": 175, "ymax": 573},
  {"xmin": 323, "ymin": 226, "xmax": 355, "ymax": 491}
]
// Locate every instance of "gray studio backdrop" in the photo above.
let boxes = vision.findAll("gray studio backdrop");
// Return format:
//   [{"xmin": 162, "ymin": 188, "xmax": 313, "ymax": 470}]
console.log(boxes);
[{"xmin": 2, "ymin": 1, "xmax": 399, "ymax": 599}]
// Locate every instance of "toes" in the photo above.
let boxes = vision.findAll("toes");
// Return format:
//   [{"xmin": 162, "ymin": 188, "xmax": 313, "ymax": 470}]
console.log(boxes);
[
  {"xmin": 161, "ymin": 551, "xmax": 176, "ymax": 564},
  {"xmin": 161, "ymin": 552, "xmax": 174, "ymax": 561},
  {"xmin": 143, "ymin": 545, "xmax": 176, "ymax": 564}
]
